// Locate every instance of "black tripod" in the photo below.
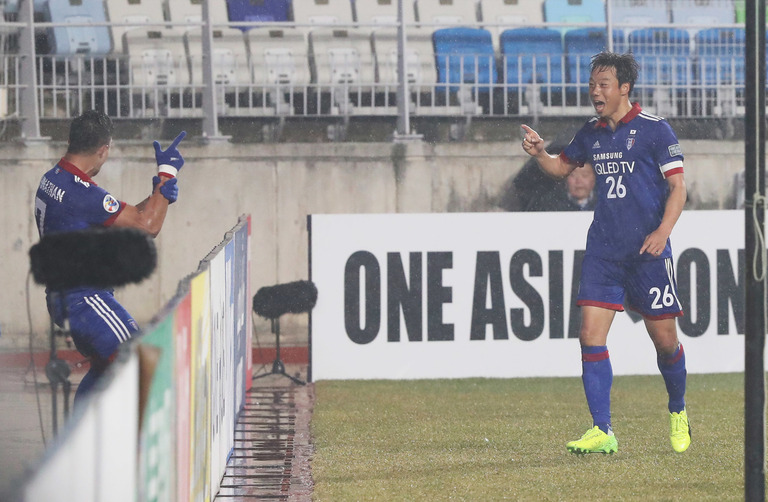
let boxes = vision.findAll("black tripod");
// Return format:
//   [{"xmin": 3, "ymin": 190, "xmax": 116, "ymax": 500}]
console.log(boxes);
[
  {"xmin": 253, "ymin": 317, "xmax": 306, "ymax": 386},
  {"xmin": 251, "ymin": 280, "xmax": 317, "ymax": 386},
  {"xmin": 46, "ymin": 299, "xmax": 72, "ymax": 437}
]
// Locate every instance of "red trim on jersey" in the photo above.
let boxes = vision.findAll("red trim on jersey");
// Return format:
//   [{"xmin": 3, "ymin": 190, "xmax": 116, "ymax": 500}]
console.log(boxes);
[
  {"xmin": 582, "ymin": 350, "xmax": 610, "ymax": 362},
  {"xmin": 664, "ymin": 167, "xmax": 684, "ymax": 178},
  {"xmin": 103, "ymin": 201, "xmax": 126, "ymax": 226},
  {"xmin": 594, "ymin": 102, "xmax": 643, "ymax": 129},
  {"xmin": 57, "ymin": 158, "xmax": 98, "ymax": 186},
  {"xmin": 58, "ymin": 158, "xmax": 126, "ymax": 225},
  {"xmin": 577, "ymin": 299, "xmax": 625, "ymax": 312}
]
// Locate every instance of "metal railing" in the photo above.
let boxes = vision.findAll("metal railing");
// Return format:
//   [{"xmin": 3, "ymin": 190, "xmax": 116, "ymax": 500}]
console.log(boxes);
[{"xmin": 0, "ymin": 3, "xmax": 750, "ymax": 141}]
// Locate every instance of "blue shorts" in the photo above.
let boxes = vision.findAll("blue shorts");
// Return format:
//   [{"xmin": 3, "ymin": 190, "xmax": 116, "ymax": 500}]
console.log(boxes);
[
  {"xmin": 576, "ymin": 254, "xmax": 684, "ymax": 320},
  {"xmin": 47, "ymin": 288, "xmax": 140, "ymax": 360}
]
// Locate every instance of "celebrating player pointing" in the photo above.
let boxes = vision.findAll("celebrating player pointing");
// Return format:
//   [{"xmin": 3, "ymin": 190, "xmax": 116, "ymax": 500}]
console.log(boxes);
[
  {"xmin": 34, "ymin": 110, "xmax": 186, "ymax": 405},
  {"xmin": 521, "ymin": 52, "xmax": 690, "ymax": 455}
]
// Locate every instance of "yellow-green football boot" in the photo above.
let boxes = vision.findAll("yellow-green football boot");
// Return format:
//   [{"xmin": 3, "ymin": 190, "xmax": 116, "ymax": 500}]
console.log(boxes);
[
  {"xmin": 566, "ymin": 426, "xmax": 618, "ymax": 455},
  {"xmin": 669, "ymin": 409, "xmax": 691, "ymax": 453}
]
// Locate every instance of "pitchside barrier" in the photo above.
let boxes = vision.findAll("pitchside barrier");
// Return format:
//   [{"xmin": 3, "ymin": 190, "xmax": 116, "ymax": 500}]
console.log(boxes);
[
  {"xmin": 21, "ymin": 215, "xmax": 252, "ymax": 502},
  {"xmin": 310, "ymin": 210, "xmax": 750, "ymax": 381}
]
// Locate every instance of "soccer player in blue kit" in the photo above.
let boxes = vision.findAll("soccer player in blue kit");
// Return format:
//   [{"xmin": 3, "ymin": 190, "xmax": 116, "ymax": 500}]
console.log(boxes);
[
  {"xmin": 521, "ymin": 52, "xmax": 690, "ymax": 454},
  {"xmin": 34, "ymin": 110, "xmax": 186, "ymax": 405}
]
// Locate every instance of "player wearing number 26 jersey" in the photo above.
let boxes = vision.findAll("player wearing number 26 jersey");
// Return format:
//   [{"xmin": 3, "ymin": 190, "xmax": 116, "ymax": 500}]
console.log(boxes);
[
  {"xmin": 521, "ymin": 52, "xmax": 690, "ymax": 456},
  {"xmin": 562, "ymin": 103, "xmax": 684, "ymax": 262}
]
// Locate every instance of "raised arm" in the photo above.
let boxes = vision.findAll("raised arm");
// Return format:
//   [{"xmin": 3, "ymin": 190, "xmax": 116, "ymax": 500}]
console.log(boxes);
[
  {"xmin": 521, "ymin": 124, "xmax": 576, "ymax": 179},
  {"xmin": 111, "ymin": 131, "xmax": 186, "ymax": 238},
  {"xmin": 112, "ymin": 178, "xmax": 176, "ymax": 237}
]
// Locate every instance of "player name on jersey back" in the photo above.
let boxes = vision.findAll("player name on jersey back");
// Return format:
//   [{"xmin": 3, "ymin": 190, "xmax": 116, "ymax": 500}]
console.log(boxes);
[{"xmin": 38, "ymin": 176, "xmax": 65, "ymax": 203}]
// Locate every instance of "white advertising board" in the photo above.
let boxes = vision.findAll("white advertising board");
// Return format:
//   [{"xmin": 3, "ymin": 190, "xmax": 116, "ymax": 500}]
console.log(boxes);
[{"xmin": 310, "ymin": 211, "xmax": 748, "ymax": 380}]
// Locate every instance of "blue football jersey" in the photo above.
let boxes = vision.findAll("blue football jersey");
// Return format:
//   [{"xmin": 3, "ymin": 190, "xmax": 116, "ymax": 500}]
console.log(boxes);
[
  {"xmin": 562, "ymin": 103, "xmax": 684, "ymax": 261},
  {"xmin": 34, "ymin": 158, "xmax": 125, "ymax": 237}
]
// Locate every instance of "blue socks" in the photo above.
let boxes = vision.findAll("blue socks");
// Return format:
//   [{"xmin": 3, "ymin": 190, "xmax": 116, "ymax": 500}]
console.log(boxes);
[
  {"xmin": 658, "ymin": 343, "xmax": 687, "ymax": 413},
  {"xmin": 581, "ymin": 345, "xmax": 613, "ymax": 434}
]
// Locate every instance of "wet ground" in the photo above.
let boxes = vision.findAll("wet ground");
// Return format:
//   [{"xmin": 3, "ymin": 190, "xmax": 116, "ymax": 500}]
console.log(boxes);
[
  {"xmin": 218, "ymin": 370, "xmax": 314, "ymax": 501},
  {"xmin": 0, "ymin": 360, "xmax": 80, "ymax": 501},
  {"xmin": 0, "ymin": 351, "xmax": 313, "ymax": 501}
]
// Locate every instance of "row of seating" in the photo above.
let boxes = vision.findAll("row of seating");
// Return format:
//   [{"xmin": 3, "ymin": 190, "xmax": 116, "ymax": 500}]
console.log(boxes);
[
  {"xmin": 1, "ymin": 0, "xmax": 748, "ymax": 89},
  {"xmin": 5, "ymin": 0, "xmax": 745, "ymax": 56},
  {"xmin": 442, "ymin": 26, "xmax": 746, "ymax": 93},
  {"xmin": 5, "ymin": 0, "xmax": 743, "ymax": 27}
]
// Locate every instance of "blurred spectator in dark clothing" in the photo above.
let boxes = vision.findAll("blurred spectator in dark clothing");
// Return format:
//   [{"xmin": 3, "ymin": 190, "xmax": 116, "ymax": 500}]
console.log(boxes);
[
  {"xmin": 526, "ymin": 166, "xmax": 596, "ymax": 211},
  {"xmin": 498, "ymin": 138, "xmax": 570, "ymax": 212}
]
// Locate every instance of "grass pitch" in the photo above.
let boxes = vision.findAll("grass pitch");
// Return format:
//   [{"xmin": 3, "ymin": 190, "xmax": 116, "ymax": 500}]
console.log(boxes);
[{"xmin": 312, "ymin": 373, "xmax": 744, "ymax": 501}]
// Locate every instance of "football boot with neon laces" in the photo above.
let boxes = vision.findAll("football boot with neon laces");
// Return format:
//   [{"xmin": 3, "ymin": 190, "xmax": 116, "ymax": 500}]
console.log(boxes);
[{"xmin": 669, "ymin": 409, "xmax": 691, "ymax": 453}]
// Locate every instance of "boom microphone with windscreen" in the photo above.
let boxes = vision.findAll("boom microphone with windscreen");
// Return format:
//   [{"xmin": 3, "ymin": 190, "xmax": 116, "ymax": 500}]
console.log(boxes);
[
  {"xmin": 29, "ymin": 227, "xmax": 157, "ymax": 290},
  {"xmin": 252, "ymin": 280, "xmax": 318, "ymax": 319}
]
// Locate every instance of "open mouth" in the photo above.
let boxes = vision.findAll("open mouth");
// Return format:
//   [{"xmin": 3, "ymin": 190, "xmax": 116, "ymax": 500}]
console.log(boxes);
[{"xmin": 593, "ymin": 100, "xmax": 605, "ymax": 114}]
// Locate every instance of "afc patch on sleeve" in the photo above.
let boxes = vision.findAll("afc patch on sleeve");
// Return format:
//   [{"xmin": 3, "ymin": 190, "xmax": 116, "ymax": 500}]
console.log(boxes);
[
  {"xmin": 103, "ymin": 194, "xmax": 120, "ymax": 213},
  {"xmin": 668, "ymin": 143, "xmax": 683, "ymax": 157}
]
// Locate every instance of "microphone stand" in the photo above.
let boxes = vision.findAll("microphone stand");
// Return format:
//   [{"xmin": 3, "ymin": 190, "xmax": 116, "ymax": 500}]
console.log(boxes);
[
  {"xmin": 45, "ymin": 292, "xmax": 72, "ymax": 436},
  {"xmin": 253, "ymin": 317, "xmax": 306, "ymax": 386}
]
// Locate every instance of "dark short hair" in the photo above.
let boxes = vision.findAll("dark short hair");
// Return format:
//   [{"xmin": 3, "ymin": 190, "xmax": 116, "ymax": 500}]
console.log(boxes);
[
  {"xmin": 67, "ymin": 110, "xmax": 114, "ymax": 154},
  {"xmin": 590, "ymin": 52, "xmax": 640, "ymax": 94}
]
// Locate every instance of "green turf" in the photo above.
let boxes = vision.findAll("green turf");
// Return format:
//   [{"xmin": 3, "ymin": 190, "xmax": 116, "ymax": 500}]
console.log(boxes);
[{"xmin": 312, "ymin": 373, "xmax": 745, "ymax": 501}]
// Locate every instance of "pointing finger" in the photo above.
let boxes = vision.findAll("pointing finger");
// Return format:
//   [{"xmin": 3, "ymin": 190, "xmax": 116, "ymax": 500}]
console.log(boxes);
[{"xmin": 169, "ymin": 131, "xmax": 187, "ymax": 149}]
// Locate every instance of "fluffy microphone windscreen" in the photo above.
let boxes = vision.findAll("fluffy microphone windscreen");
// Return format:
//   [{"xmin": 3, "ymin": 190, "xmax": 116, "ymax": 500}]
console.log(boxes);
[
  {"xmin": 252, "ymin": 280, "xmax": 318, "ymax": 319},
  {"xmin": 30, "ymin": 227, "xmax": 157, "ymax": 290}
]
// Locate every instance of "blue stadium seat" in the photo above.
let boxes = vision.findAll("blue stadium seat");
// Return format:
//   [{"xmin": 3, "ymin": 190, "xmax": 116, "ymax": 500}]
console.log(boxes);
[
  {"xmin": 543, "ymin": 0, "xmax": 605, "ymax": 33},
  {"xmin": 3, "ymin": 0, "xmax": 46, "ymax": 16},
  {"xmin": 227, "ymin": 0, "xmax": 290, "ymax": 25},
  {"xmin": 564, "ymin": 28, "xmax": 625, "ymax": 93},
  {"xmin": 629, "ymin": 28, "xmax": 691, "ymax": 88},
  {"xmin": 500, "ymin": 27, "xmax": 563, "ymax": 91},
  {"xmin": 44, "ymin": 0, "xmax": 112, "ymax": 55},
  {"xmin": 694, "ymin": 27, "xmax": 745, "ymax": 88},
  {"xmin": 433, "ymin": 27, "xmax": 497, "ymax": 92}
]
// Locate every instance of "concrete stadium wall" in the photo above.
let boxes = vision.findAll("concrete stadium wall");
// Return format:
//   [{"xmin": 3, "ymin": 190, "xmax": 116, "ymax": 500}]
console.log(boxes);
[{"xmin": 0, "ymin": 139, "xmax": 745, "ymax": 350}]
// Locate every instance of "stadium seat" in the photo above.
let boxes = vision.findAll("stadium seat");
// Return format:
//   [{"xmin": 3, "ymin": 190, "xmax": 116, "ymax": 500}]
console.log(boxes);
[
  {"xmin": 166, "ymin": 0, "xmax": 251, "ymax": 87},
  {"xmin": 356, "ymin": 0, "xmax": 437, "ymax": 87},
  {"xmin": 629, "ymin": 27, "xmax": 692, "ymax": 115},
  {"xmin": 226, "ymin": 0, "xmax": 290, "ymax": 25},
  {"xmin": 671, "ymin": 0, "xmax": 735, "ymax": 26},
  {"xmin": 478, "ymin": 0, "xmax": 545, "ymax": 50},
  {"xmin": 694, "ymin": 27, "xmax": 745, "ymax": 116},
  {"xmin": 353, "ymin": 0, "xmax": 416, "ymax": 25},
  {"xmin": 371, "ymin": 29, "xmax": 437, "ymax": 87},
  {"xmin": 501, "ymin": 27, "xmax": 563, "ymax": 90},
  {"xmin": 694, "ymin": 27, "xmax": 745, "ymax": 87},
  {"xmin": 610, "ymin": 0, "xmax": 669, "ymax": 28},
  {"xmin": 292, "ymin": 0, "xmax": 376, "ymax": 114},
  {"xmin": 433, "ymin": 27, "xmax": 497, "ymax": 91},
  {"xmin": 564, "ymin": 28, "xmax": 624, "ymax": 99},
  {"xmin": 543, "ymin": 0, "xmax": 605, "ymax": 33},
  {"xmin": 43, "ymin": 0, "xmax": 112, "ymax": 56},
  {"xmin": 105, "ymin": 0, "xmax": 189, "ymax": 96},
  {"xmin": 291, "ymin": 0, "xmax": 355, "ymax": 25},
  {"xmin": 629, "ymin": 27, "xmax": 691, "ymax": 87},
  {"xmin": 2, "ymin": 0, "xmax": 45, "ymax": 16},
  {"xmin": 416, "ymin": 0, "xmax": 479, "ymax": 26},
  {"xmin": 308, "ymin": 27, "xmax": 376, "ymax": 86}
]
